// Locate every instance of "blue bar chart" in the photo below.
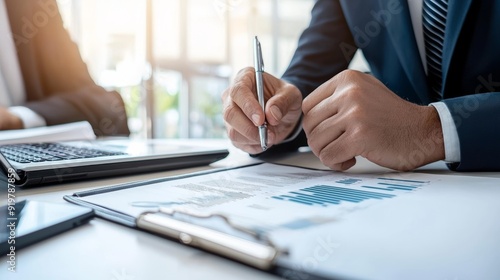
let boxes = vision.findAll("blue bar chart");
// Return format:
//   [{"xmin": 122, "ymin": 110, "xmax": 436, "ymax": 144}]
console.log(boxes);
[
  {"xmin": 335, "ymin": 178, "xmax": 362, "ymax": 185},
  {"xmin": 272, "ymin": 185, "xmax": 395, "ymax": 206},
  {"xmin": 362, "ymin": 177, "xmax": 429, "ymax": 192},
  {"xmin": 377, "ymin": 177, "xmax": 428, "ymax": 184}
]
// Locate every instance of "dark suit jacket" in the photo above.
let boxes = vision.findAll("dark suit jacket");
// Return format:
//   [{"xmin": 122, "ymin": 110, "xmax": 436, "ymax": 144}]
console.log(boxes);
[
  {"xmin": 5, "ymin": 0, "xmax": 130, "ymax": 136},
  {"xmin": 278, "ymin": 0, "xmax": 500, "ymax": 171}
]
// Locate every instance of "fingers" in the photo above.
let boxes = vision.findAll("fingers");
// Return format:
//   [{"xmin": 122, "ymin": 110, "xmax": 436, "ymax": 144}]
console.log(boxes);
[
  {"xmin": 302, "ymin": 75, "xmax": 338, "ymax": 115},
  {"xmin": 223, "ymin": 67, "xmax": 302, "ymax": 152},
  {"xmin": 304, "ymin": 112, "xmax": 346, "ymax": 156},
  {"xmin": 301, "ymin": 76, "xmax": 341, "ymax": 137},
  {"xmin": 265, "ymin": 83, "xmax": 302, "ymax": 126},
  {"xmin": 302, "ymin": 95, "xmax": 339, "ymax": 135},
  {"xmin": 333, "ymin": 158, "xmax": 357, "ymax": 171},
  {"xmin": 223, "ymin": 89, "xmax": 260, "ymax": 145},
  {"xmin": 301, "ymin": 70, "xmax": 372, "ymax": 171},
  {"xmin": 304, "ymin": 102, "xmax": 357, "ymax": 171},
  {"xmin": 224, "ymin": 123, "xmax": 266, "ymax": 154},
  {"xmin": 229, "ymin": 67, "xmax": 266, "ymax": 126},
  {"xmin": 222, "ymin": 67, "xmax": 261, "ymax": 144},
  {"xmin": 316, "ymin": 132, "xmax": 360, "ymax": 171},
  {"xmin": 303, "ymin": 69, "xmax": 367, "ymax": 115}
]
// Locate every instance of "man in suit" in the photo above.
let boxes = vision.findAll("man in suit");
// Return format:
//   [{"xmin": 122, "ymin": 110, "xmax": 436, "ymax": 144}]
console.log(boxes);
[
  {"xmin": 222, "ymin": 0, "xmax": 500, "ymax": 172},
  {"xmin": 0, "ymin": 0, "xmax": 129, "ymax": 136}
]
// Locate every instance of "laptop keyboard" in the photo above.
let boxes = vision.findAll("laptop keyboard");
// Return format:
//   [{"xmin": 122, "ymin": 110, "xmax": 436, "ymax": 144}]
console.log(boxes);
[{"xmin": 0, "ymin": 143, "xmax": 127, "ymax": 164}]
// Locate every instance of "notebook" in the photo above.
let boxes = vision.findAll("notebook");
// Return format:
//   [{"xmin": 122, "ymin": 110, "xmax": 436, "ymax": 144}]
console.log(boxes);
[{"xmin": 0, "ymin": 139, "xmax": 229, "ymax": 188}]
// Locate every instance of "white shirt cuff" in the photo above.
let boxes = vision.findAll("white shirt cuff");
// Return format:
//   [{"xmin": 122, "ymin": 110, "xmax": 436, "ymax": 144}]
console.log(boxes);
[
  {"xmin": 8, "ymin": 106, "xmax": 47, "ymax": 129},
  {"xmin": 430, "ymin": 102, "xmax": 460, "ymax": 163}
]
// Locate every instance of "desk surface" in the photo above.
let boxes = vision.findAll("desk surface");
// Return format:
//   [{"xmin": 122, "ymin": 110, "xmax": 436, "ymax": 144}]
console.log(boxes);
[{"xmin": 1, "ymin": 143, "xmax": 499, "ymax": 279}]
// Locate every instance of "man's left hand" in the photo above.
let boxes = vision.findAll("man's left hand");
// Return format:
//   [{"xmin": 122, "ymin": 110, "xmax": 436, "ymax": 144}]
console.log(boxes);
[{"xmin": 302, "ymin": 70, "xmax": 445, "ymax": 171}]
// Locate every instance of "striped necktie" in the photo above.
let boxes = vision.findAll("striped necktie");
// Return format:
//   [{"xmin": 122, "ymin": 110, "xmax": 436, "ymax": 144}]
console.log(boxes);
[{"xmin": 423, "ymin": 0, "xmax": 448, "ymax": 99}]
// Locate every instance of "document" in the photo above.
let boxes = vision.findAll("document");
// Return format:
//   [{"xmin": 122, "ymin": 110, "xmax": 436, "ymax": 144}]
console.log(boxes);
[
  {"xmin": 81, "ymin": 163, "xmax": 394, "ymax": 220},
  {"xmin": 0, "ymin": 121, "xmax": 95, "ymax": 145},
  {"xmin": 74, "ymin": 163, "xmax": 500, "ymax": 279},
  {"xmin": 78, "ymin": 162, "xmax": 486, "ymax": 241}
]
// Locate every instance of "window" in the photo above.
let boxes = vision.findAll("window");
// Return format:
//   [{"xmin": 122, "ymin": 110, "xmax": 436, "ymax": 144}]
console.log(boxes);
[{"xmin": 57, "ymin": 0, "xmax": 315, "ymax": 139}]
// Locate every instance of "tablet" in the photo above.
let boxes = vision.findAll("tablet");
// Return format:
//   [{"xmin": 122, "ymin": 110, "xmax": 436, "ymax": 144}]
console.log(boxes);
[{"xmin": 0, "ymin": 200, "xmax": 94, "ymax": 256}]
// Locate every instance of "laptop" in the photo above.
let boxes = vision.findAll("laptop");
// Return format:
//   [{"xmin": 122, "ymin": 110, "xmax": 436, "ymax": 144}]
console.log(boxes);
[{"xmin": 0, "ymin": 139, "xmax": 229, "ymax": 188}]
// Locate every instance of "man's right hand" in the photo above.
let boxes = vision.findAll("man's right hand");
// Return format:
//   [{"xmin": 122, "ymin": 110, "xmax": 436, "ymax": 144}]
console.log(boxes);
[
  {"xmin": 0, "ymin": 107, "xmax": 23, "ymax": 130},
  {"xmin": 222, "ymin": 67, "xmax": 302, "ymax": 154}
]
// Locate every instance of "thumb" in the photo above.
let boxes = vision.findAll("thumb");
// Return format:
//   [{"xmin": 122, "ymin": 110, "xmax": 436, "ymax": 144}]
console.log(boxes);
[{"xmin": 265, "ymin": 84, "xmax": 302, "ymax": 126}]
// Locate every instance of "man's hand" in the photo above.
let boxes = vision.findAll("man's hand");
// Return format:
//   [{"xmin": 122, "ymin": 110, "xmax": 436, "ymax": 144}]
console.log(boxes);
[
  {"xmin": 222, "ymin": 67, "xmax": 302, "ymax": 154},
  {"xmin": 0, "ymin": 107, "xmax": 23, "ymax": 130},
  {"xmin": 302, "ymin": 70, "xmax": 445, "ymax": 171}
]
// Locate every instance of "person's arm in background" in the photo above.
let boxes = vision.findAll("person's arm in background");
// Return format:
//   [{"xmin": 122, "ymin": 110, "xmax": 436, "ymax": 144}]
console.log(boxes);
[
  {"xmin": 222, "ymin": 0, "xmax": 356, "ymax": 155},
  {"xmin": 7, "ymin": 0, "xmax": 129, "ymax": 137}
]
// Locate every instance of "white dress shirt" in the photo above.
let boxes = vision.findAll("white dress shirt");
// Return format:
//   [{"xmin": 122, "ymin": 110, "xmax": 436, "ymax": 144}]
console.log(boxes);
[{"xmin": 0, "ymin": 0, "xmax": 46, "ymax": 128}]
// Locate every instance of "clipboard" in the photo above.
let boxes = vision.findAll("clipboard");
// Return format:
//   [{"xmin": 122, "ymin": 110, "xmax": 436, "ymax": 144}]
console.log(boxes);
[
  {"xmin": 63, "ymin": 163, "xmax": 325, "ymax": 278},
  {"xmin": 63, "ymin": 163, "xmax": 285, "ymax": 269}
]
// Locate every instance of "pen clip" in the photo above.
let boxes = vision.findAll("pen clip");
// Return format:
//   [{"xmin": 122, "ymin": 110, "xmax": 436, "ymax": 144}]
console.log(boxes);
[
  {"xmin": 254, "ymin": 36, "xmax": 264, "ymax": 73},
  {"xmin": 258, "ymin": 42, "xmax": 264, "ymax": 72}
]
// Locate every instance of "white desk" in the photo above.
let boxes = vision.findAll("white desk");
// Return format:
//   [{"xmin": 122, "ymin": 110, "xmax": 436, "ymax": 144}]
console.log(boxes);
[{"xmin": 1, "ymin": 145, "xmax": 499, "ymax": 280}]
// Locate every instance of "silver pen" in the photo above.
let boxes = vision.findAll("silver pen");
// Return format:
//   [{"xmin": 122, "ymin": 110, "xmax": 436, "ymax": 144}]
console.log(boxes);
[{"xmin": 253, "ymin": 36, "xmax": 268, "ymax": 151}]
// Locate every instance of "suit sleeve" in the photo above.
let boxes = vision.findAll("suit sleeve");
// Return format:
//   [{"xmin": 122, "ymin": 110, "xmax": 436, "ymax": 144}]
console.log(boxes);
[
  {"xmin": 25, "ymin": 86, "xmax": 130, "ymax": 137},
  {"xmin": 19, "ymin": 0, "xmax": 129, "ymax": 137},
  {"xmin": 261, "ymin": 0, "xmax": 356, "ymax": 155},
  {"xmin": 443, "ymin": 92, "xmax": 500, "ymax": 171}
]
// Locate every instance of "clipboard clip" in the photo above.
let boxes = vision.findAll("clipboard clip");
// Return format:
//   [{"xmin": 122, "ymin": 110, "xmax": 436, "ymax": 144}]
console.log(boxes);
[{"xmin": 137, "ymin": 208, "xmax": 286, "ymax": 270}]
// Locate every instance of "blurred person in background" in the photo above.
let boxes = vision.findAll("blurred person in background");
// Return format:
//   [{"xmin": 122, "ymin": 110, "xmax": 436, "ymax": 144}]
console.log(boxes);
[{"xmin": 0, "ymin": 0, "xmax": 129, "ymax": 136}]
